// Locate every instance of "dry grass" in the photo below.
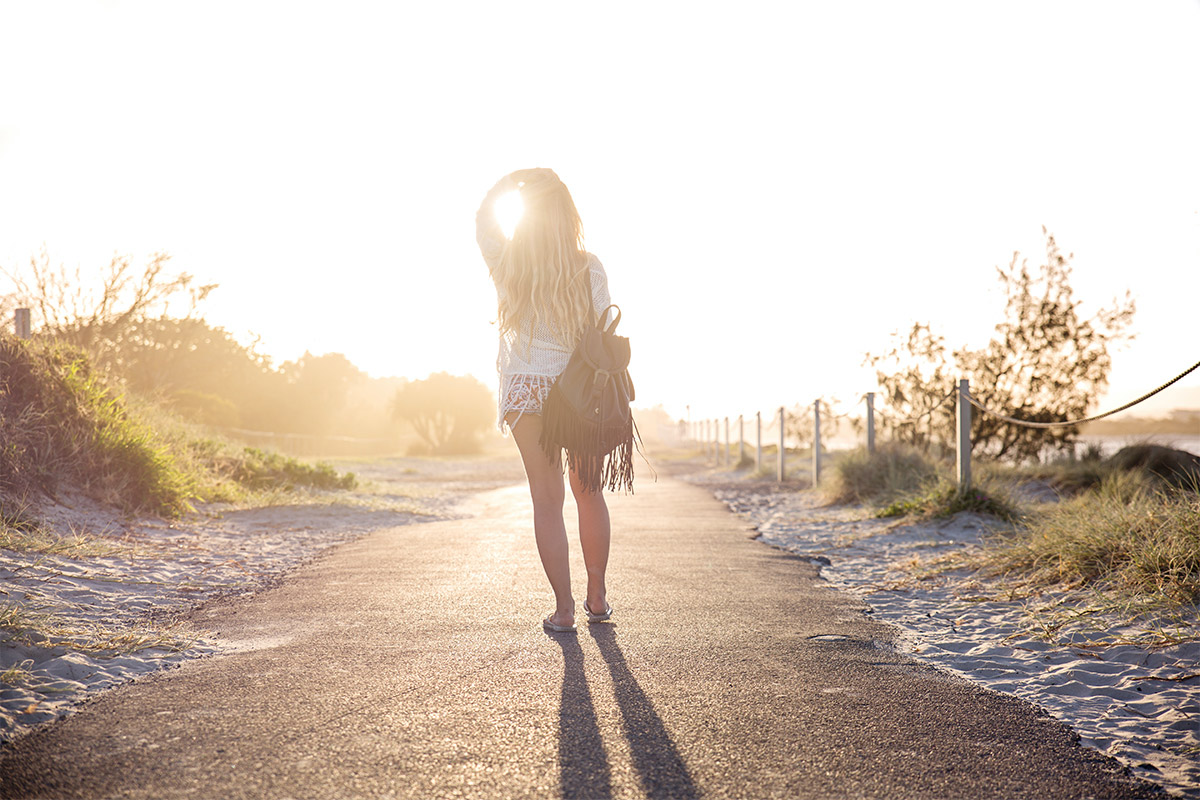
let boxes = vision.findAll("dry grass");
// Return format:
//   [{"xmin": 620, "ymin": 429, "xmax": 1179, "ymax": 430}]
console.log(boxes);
[
  {"xmin": 1, "ymin": 501, "xmax": 126, "ymax": 558},
  {"xmin": 830, "ymin": 443, "xmax": 1199, "ymax": 644},
  {"xmin": 823, "ymin": 444, "xmax": 941, "ymax": 506},
  {"xmin": 0, "ymin": 659, "xmax": 35, "ymax": 686},
  {"xmin": 976, "ymin": 471, "xmax": 1200, "ymax": 608},
  {"xmin": 1, "ymin": 601, "xmax": 200, "ymax": 656}
]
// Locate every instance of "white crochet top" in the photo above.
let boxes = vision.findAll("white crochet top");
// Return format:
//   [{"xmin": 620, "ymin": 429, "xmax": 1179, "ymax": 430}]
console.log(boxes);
[{"xmin": 476, "ymin": 177, "xmax": 612, "ymax": 425}]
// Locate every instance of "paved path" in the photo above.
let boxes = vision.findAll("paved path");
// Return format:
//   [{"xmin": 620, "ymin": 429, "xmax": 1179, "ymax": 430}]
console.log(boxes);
[{"xmin": 0, "ymin": 476, "xmax": 1159, "ymax": 799}]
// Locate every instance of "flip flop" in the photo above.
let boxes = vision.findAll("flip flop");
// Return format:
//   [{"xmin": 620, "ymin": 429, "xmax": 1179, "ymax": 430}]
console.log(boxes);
[
  {"xmin": 543, "ymin": 615, "xmax": 577, "ymax": 633},
  {"xmin": 583, "ymin": 601, "xmax": 613, "ymax": 623}
]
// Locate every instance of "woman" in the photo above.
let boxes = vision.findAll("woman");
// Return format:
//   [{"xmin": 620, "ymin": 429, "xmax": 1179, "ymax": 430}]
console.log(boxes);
[{"xmin": 476, "ymin": 167, "xmax": 614, "ymax": 633}]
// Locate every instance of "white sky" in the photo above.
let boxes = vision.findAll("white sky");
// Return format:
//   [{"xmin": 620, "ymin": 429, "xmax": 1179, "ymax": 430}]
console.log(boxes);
[{"xmin": 2, "ymin": 1, "xmax": 1198, "ymax": 422}]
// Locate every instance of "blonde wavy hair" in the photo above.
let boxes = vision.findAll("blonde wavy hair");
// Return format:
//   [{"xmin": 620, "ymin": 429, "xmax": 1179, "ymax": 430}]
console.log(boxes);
[{"xmin": 492, "ymin": 169, "xmax": 592, "ymax": 348}]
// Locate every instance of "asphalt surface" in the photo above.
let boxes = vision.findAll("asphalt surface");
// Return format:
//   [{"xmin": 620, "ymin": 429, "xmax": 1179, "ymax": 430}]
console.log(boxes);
[{"xmin": 0, "ymin": 476, "xmax": 1162, "ymax": 799}]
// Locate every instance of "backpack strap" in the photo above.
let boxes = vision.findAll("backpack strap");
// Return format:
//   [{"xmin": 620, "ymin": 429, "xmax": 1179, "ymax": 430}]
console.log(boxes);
[
  {"xmin": 598, "ymin": 304, "xmax": 621, "ymax": 333},
  {"xmin": 582, "ymin": 260, "xmax": 620, "ymax": 332}
]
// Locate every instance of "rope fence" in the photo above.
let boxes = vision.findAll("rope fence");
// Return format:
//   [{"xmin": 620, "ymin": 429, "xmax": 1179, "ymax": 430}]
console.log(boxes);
[
  {"xmin": 687, "ymin": 356, "xmax": 1200, "ymax": 489},
  {"xmin": 966, "ymin": 358, "xmax": 1200, "ymax": 429}
]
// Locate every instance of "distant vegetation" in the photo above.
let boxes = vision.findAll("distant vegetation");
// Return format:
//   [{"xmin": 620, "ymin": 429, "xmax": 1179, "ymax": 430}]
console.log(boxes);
[
  {"xmin": 0, "ymin": 250, "xmax": 508, "ymax": 462},
  {"xmin": 1081, "ymin": 409, "xmax": 1200, "ymax": 438},
  {"xmin": 0, "ymin": 250, "xmax": 456, "ymax": 517},
  {"xmin": 0, "ymin": 250, "xmax": 413, "ymax": 454},
  {"xmin": 390, "ymin": 372, "xmax": 494, "ymax": 455}
]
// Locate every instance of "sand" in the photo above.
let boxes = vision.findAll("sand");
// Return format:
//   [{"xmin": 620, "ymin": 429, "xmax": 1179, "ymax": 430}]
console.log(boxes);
[
  {"xmin": 684, "ymin": 470, "xmax": 1199, "ymax": 799},
  {"xmin": 0, "ymin": 453, "xmax": 525, "ymax": 746}
]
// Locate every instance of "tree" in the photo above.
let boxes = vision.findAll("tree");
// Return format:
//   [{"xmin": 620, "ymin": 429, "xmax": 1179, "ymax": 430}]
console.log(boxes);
[
  {"xmin": 0, "ymin": 249, "xmax": 216, "ymax": 372},
  {"xmin": 390, "ymin": 373, "xmax": 494, "ymax": 455},
  {"xmin": 276, "ymin": 352, "xmax": 367, "ymax": 436},
  {"xmin": 865, "ymin": 229, "xmax": 1136, "ymax": 461},
  {"xmin": 864, "ymin": 323, "xmax": 957, "ymax": 454}
]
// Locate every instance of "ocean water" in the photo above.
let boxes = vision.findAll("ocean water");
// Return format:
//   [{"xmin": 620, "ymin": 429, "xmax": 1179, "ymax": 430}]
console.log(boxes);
[{"xmin": 1077, "ymin": 433, "xmax": 1200, "ymax": 457}]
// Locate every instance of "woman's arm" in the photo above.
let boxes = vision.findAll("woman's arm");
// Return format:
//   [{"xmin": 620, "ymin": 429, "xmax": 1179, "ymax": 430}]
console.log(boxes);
[{"xmin": 475, "ymin": 174, "xmax": 519, "ymax": 272}]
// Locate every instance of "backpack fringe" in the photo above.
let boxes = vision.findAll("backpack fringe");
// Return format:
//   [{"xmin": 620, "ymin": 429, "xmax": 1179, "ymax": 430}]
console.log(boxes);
[{"xmin": 539, "ymin": 389, "xmax": 636, "ymax": 494}]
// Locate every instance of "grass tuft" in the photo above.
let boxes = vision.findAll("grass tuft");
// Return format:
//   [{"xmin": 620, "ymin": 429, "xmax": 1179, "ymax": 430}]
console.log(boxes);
[
  {"xmin": 0, "ymin": 601, "xmax": 199, "ymax": 656},
  {"xmin": 976, "ymin": 472, "xmax": 1200, "ymax": 608},
  {"xmin": 824, "ymin": 444, "xmax": 940, "ymax": 506},
  {"xmin": 878, "ymin": 479, "xmax": 1020, "ymax": 522},
  {"xmin": 0, "ymin": 659, "xmax": 35, "ymax": 686}
]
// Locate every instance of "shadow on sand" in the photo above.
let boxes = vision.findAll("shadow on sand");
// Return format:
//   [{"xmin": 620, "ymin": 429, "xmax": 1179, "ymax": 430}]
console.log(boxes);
[{"xmin": 551, "ymin": 625, "xmax": 699, "ymax": 800}]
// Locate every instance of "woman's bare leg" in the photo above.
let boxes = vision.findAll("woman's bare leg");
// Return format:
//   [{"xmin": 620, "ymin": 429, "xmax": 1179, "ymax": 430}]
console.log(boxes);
[
  {"xmin": 569, "ymin": 465, "xmax": 610, "ymax": 615},
  {"xmin": 507, "ymin": 413, "xmax": 574, "ymax": 628}
]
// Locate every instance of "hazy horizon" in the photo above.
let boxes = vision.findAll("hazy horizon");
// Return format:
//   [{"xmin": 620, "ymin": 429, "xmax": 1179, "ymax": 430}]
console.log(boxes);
[{"xmin": 2, "ymin": 1, "xmax": 1198, "ymax": 422}]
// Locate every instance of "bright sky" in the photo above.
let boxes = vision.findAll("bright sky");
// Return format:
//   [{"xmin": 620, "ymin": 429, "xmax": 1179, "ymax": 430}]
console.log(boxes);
[{"xmin": 2, "ymin": 1, "xmax": 1198, "ymax": 422}]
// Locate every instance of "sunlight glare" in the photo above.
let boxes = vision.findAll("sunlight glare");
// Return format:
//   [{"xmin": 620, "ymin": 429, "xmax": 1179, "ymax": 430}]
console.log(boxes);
[{"xmin": 494, "ymin": 189, "xmax": 523, "ymax": 239}]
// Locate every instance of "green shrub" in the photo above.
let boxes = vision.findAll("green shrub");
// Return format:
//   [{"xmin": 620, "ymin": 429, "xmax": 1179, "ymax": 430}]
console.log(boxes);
[
  {"xmin": 1, "ymin": 336, "xmax": 193, "ymax": 515},
  {"xmin": 0, "ymin": 334, "xmax": 356, "ymax": 516},
  {"xmin": 232, "ymin": 447, "xmax": 356, "ymax": 491}
]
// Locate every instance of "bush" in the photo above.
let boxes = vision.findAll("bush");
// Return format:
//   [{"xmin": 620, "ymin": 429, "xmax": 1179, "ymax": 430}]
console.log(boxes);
[
  {"xmin": 231, "ymin": 447, "xmax": 356, "ymax": 492},
  {"xmin": 168, "ymin": 389, "xmax": 241, "ymax": 428},
  {"xmin": 978, "ymin": 458, "xmax": 1114, "ymax": 497},
  {"xmin": 0, "ymin": 335, "xmax": 193, "ymax": 515},
  {"xmin": 1107, "ymin": 444, "xmax": 1200, "ymax": 491},
  {"xmin": 977, "ymin": 444, "xmax": 1200, "ymax": 498},
  {"xmin": 824, "ymin": 444, "xmax": 940, "ymax": 506}
]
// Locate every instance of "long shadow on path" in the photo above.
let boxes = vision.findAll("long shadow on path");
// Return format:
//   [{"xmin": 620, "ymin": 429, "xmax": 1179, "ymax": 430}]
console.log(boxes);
[
  {"xmin": 553, "ymin": 624, "xmax": 699, "ymax": 800},
  {"xmin": 554, "ymin": 633, "xmax": 612, "ymax": 799}
]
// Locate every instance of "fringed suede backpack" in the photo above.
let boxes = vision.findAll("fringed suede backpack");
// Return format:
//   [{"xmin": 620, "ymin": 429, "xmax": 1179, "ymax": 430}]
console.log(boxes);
[{"xmin": 538, "ymin": 304, "xmax": 638, "ymax": 493}]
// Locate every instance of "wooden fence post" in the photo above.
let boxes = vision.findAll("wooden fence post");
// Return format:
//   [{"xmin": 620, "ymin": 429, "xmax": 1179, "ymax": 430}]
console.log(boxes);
[
  {"xmin": 956, "ymin": 379, "xmax": 972, "ymax": 492},
  {"xmin": 812, "ymin": 399, "xmax": 821, "ymax": 487},
  {"xmin": 755, "ymin": 411, "xmax": 762, "ymax": 473},
  {"xmin": 14, "ymin": 308, "xmax": 31, "ymax": 339},
  {"xmin": 777, "ymin": 406, "xmax": 785, "ymax": 482},
  {"xmin": 865, "ymin": 392, "xmax": 875, "ymax": 455},
  {"xmin": 738, "ymin": 414, "xmax": 745, "ymax": 466},
  {"xmin": 724, "ymin": 416, "xmax": 730, "ymax": 466}
]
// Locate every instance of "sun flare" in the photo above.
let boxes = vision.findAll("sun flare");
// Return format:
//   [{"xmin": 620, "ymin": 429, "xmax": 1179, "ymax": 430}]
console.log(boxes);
[{"xmin": 494, "ymin": 189, "xmax": 523, "ymax": 239}]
